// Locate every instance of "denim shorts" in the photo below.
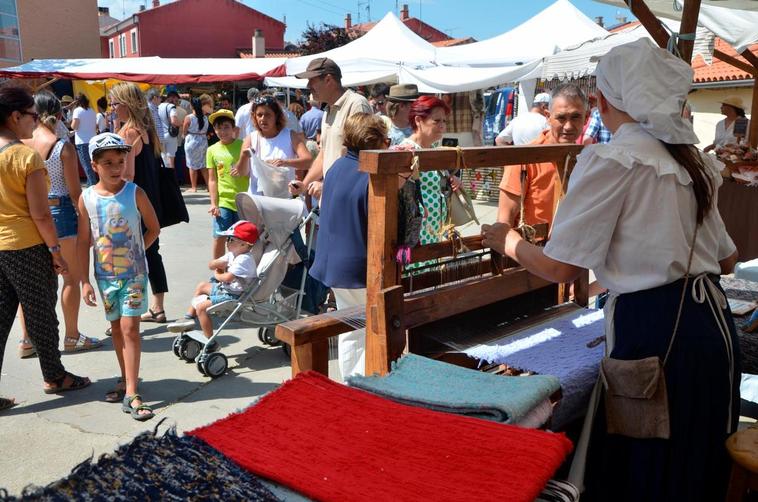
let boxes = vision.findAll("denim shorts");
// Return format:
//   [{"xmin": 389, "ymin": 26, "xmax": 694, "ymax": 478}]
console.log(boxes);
[
  {"xmin": 49, "ymin": 195, "xmax": 78, "ymax": 239},
  {"xmin": 96, "ymin": 274, "xmax": 149, "ymax": 322},
  {"xmin": 210, "ymin": 281, "xmax": 240, "ymax": 305},
  {"xmin": 213, "ymin": 207, "xmax": 239, "ymax": 238}
]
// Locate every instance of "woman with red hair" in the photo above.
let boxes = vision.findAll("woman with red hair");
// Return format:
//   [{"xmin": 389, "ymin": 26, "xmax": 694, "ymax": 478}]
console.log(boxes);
[{"xmin": 397, "ymin": 95, "xmax": 461, "ymax": 247}]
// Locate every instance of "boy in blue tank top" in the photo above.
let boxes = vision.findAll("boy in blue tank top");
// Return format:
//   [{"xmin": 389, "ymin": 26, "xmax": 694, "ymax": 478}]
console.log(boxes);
[{"xmin": 77, "ymin": 133, "xmax": 160, "ymax": 421}]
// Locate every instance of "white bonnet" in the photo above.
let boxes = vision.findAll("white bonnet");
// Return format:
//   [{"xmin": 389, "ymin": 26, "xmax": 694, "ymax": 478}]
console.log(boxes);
[{"xmin": 595, "ymin": 38, "xmax": 699, "ymax": 145}]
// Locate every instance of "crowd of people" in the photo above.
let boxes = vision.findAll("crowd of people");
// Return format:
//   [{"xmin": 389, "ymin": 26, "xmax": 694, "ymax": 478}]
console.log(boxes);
[{"xmin": 0, "ymin": 41, "xmax": 748, "ymax": 500}]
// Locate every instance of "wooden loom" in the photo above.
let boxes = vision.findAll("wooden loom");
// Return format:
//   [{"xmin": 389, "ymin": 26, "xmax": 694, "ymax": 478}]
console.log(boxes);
[{"xmin": 276, "ymin": 144, "xmax": 588, "ymax": 377}]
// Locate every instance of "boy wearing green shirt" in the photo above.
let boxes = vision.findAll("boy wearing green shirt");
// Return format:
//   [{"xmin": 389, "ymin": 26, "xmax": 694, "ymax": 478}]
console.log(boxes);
[{"xmin": 206, "ymin": 109, "xmax": 249, "ymax": 258}]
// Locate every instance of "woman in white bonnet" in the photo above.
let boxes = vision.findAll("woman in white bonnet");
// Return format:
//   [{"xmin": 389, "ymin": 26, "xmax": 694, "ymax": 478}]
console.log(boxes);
[{"xmin": 482, "ymin": 38, "xmax": 739, "ymax": 501}]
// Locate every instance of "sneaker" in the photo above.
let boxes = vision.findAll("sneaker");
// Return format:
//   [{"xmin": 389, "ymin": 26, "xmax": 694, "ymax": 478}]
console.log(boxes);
[{"xmin": 167, "ymin": 317, "xmax": 196, "ymax": 332}]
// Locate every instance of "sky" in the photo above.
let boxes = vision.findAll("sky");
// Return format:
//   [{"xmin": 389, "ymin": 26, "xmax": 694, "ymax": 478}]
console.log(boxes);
[{"xmin": 99, "ymin": 0, "xmax": 633, "ymax": 44}]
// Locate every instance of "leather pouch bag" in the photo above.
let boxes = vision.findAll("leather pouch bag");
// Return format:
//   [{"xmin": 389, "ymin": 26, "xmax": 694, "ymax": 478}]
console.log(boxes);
[
  {"xmin": 599, "ymin": 356, "xmax": 670, "ymax": 439},
  {"xmin": 446, "ymin": 185, "xmax": 479, "ymax": 227}
]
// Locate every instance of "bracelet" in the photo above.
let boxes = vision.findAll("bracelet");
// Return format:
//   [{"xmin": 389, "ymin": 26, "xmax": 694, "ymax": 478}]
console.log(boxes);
[{"xmin": 48, "ymin": 244, "xmax": 61, "ymax": 254}]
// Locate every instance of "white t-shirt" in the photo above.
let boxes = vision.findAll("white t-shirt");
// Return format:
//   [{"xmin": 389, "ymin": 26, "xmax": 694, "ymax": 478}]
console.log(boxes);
[
  {"xmin": 713, "ymin": 118, "xmax": 750, "ymax": 147},
  {"xmin": 235, "ymin": 102, "xmax": 253, "ymax": 139},
  {"xmin": 72, "ymin": 107, "xmax": 97, "ymax": 145},
  {"xmin": 158, "ymin": 102, "xmax": 178, "ymax": 139},
  {"xmin": 96, "ymin": 112, "xmax": 107, "ymax": 133},
  {"xmin": 223, "ymin": 251, "xmax": 258, "ymax": 293},
  {"xmin": 544, "ymin": 122, "xmax": 735, "ymax": 294},
  {"xmin": 496, "ymin": 112, "xmax": 548, "ymax": 145}
]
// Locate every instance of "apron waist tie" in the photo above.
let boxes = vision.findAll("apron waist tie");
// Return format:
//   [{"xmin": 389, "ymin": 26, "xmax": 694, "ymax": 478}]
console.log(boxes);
[{"xmin": 691, "ymin": 273, "xmax": 735, "ymax": 433}]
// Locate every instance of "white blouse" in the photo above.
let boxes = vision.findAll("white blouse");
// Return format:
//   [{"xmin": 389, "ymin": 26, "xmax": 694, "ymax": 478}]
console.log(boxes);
[
  {"xmin": 714, "ymin": 118, "xmax": 750, "ymax": 147},
  {"xmin": 544, "ymin": 122, "xmax": 736, "ymax": 294}
]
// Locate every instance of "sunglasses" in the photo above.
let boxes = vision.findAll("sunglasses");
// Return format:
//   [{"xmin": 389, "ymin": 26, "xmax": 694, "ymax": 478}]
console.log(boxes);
[
  {"xmin": 253, "ymin": 96, "xmax": 277, "ymax": 106},
  {"xmin": 20, "ymin": 111, "xmax": 39, "ymax": 121}
]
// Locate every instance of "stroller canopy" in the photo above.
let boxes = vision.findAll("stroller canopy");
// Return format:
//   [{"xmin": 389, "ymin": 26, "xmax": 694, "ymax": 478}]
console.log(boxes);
[{"xmin": 236, "ymin": 194, "xmax": 306, "ymax": 249}]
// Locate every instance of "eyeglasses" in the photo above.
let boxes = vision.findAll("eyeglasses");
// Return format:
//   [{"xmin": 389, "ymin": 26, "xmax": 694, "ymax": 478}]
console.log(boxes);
[
  {"xmin": 374, "ymin": 100, "xmax": 385, "ymax": 106},
  {"xmin": 20, "ymin": 111, "xmax": 39, "ymax": 121}
]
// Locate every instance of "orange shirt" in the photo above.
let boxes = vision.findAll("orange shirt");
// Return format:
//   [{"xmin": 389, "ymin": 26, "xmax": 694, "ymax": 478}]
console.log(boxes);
[{"xmin": 499, "ymin": 130, "xmax": 558, "ymax": 228}]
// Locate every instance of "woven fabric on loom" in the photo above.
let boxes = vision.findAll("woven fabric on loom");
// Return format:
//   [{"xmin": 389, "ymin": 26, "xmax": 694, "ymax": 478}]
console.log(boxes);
[
  {"xmin": 466, "ymin": 309, "xmax": 605, "ymax": 430},
  {"xmin": 189, "ymin": 371, "xmax": 573, "ymax": 502},
  {"xmin": 2, "ymin": 428, "xmax": 279, "ymax": 501},
  {"xmin": 346, "ymin": 353, "xmax": 560, "ymax": 424}
]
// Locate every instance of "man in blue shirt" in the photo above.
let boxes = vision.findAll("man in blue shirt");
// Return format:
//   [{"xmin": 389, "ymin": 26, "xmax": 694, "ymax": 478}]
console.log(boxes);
[
  {"xmin": 582, "ymin": 107, "xmax": 612, "ymax": 145},
  {"xmin": 299, "ymin": 95, "xmax": 324, "ymax": 141}
]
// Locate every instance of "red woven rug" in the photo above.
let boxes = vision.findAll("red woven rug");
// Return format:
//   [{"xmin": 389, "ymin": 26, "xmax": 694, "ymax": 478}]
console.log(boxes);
[{"xmin": 189, "ymin": 371, "xmax": 572, "ymax": 502}]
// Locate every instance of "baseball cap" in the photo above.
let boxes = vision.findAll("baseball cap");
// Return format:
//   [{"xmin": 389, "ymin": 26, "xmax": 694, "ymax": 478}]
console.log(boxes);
[
  {"xmin": 219, "ymin": 220, "xmax": 259, "ymax": 245},
  {"xmin": 294, "ymin": 57, "xmax": 342, "ymax": 80},
  {"xmin": 533, "ymin": 92, "xmax": 551, "ymax": 105},
  {"xmin": 209, "ymin": 109, "xmax": 235, "ymax": 126},
  {"xmin": 88, "ymin": 132, "xmax": 132, "ymax": 159}
]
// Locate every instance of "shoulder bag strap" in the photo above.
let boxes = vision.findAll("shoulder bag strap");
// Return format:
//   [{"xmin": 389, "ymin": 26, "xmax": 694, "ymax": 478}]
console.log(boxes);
[
  {"xmin": 0, "ymin": 140, "xmax": 21, "ymax": 154},
  {"xmin": 663, "ymin": 223, "xmax": 700, "ymax": 366}
]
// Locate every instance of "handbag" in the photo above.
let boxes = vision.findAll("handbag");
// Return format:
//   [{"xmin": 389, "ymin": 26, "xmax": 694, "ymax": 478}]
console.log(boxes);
[
  {"xmin": 599, "ymin": 225, "xmax": 699, "ymax": 439},
  {"xmin": 250, "ymin": 132, "xmax": 291, "ymax": 199},
  {"xmin": 156, "ymin": 158, "xmax": 189, "ymax": 228},
  {"xmin": 446, "ymin": 180, "xmax": 479, "ymax": 227}
]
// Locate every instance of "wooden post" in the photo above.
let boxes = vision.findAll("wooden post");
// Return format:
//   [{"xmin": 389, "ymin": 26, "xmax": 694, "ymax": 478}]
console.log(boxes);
[
  {"xmin": 677, "ymin": 0, "xmax": 701, "ymax": 63},
  {"xmin": 291, "ymin": 340, "xmax": 329, "ymax": 377},
  {"xmin": 364, "ymin": 167, "xmax": 400, "ymax": 376},
  {"xmin": 750, "ymin": 79, "xmax": 758, "ymax": 148},
  {"xmin": 627, "ymin": 0, "xmax": 670, "ymax": 49}
]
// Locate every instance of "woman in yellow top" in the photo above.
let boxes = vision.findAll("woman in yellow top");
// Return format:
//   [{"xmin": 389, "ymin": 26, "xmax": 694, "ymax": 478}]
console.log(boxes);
[{"xmin": 0, "ymin": 87, "xmax": 91, "ymax": 412}]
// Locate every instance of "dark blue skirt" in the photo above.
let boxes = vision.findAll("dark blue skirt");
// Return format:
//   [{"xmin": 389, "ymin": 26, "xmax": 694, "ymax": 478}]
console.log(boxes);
[{"xmin": 584, "ymin": 276, "xmax": 741, "ymax": 502}]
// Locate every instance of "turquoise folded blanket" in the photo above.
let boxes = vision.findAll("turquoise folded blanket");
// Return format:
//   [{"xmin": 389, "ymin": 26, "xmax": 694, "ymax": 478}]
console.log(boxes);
[{"xmin": 347, "ymin": 354, "xmax": 560, "ymax": 424}]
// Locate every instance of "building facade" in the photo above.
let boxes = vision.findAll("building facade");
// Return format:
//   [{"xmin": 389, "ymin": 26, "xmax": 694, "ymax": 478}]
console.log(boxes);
[
  {"xmin": 101, "ymin": 0, "xmax": 285, "ymax": 59},
  {"xmin": 0, "ymin": 0, "xmax": 100, "ymax": 68}
]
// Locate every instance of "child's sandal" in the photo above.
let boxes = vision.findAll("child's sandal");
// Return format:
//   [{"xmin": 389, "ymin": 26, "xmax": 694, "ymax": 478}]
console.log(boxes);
[{"xmin": 122, "ymin": 394, "xmax": 154, "ymax": 421}]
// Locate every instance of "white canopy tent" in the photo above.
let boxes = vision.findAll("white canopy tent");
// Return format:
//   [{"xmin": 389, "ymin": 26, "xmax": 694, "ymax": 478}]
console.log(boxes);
[
  {"xmin": 433, "ymin": 0, "xmax": 609, "ymax": 67},
  {"xmin": 284, "ymin": 12, "xmax": 437, "ymax": 77},
  {"xmin": 0, "ymin": 56, "xmax": 287, "ymax": 84}
]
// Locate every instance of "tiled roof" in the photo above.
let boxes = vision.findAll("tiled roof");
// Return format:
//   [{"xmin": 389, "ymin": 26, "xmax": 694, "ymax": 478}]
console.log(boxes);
[
  {"xmin": 692, "ymin": 37, "xmax": 758, "ymax": 83},
  {"xmin": 432, "ymin": 37, "xmax": 476, "ymax": 47},
  {"xmin": 237, "ymin": 49, "xmax": 300, "ymax": 59}
]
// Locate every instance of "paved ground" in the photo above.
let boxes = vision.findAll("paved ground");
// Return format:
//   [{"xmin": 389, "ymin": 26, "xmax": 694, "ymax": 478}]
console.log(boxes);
[{"xmin": 0, "ymin": 188, "xmax": 499, "ymax": 496}]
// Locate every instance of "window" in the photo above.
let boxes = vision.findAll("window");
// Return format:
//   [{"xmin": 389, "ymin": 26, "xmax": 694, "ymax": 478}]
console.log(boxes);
[
  {"xmin": 119, "ymin": 34, "xmax": 126, "ymax": 58},
  {"xmin": 108, "ymin": 40, "xmax": 114, "ymax": 58},
  {"xmin": 130, "ymin": 29, "xmax": 137, "ymax": 54},
  {"xmin": 0, "ymin": 0, "xmax": 20, "ymax": 62}
]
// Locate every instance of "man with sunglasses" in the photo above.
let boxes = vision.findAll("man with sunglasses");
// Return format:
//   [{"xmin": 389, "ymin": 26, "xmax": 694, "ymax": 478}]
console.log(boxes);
[{"xmin": 290, "ymin": 58, "xmax": 371, "ymax": 199}]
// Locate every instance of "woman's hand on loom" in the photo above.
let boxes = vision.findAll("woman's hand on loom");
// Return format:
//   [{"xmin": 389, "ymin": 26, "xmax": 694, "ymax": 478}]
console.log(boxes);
[{"xmin": 481, "ymin": 222, "xmax": 510, "ymax": 256}]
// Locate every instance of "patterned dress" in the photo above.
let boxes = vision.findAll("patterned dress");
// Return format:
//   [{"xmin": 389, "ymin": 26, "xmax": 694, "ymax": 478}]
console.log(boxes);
[
  {"xmin": 398, "ymin": 138, "xmax": 447, "ymax": 246},
  {"xmin": 184, "ymin": 114, "xmax": 209, "ymax": 170}
]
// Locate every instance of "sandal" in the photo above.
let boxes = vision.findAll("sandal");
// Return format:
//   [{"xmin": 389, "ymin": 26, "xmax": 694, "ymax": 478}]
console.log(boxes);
[
  {"xmin": 18, "ymin": 340, "xmax": 36, "ymax": 359},
  {"xmin": 0, "ymin": 397, "xmax": 16, "ymax": 412},
  {"xmin": 141, "ymin": 309, "xmax": 167, "ymax": 323},
  {"xmin": 64, "ymin": 333, "xmax": 103, "ymax": 353},
  {"xmin": 44, "ymin": 371, "xmax": 91, "ymax": 394},
  {"xmin": 122, "ymin": 394, "xmax": 154, "ymax": 421},
  {"xmin": 105, "ymin": 379, "xmax": 126, "ymax": 403}
]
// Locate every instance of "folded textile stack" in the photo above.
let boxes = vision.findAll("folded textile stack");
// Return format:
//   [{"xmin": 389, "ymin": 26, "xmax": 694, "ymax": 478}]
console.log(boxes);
[
  {"xmin": 466, "ymin": 309, "xmax": 605, "ymax": 430},
  {"xmin": 189, "ymin": 371, "xmax": 573, "ymax": 502},
  {"xmin": 2, "ymin": 428, "xmax": 278, "ymax": 501},
  {"xmin": 347, "ymin": 353, "xmax": 560, "ymax": 426}
]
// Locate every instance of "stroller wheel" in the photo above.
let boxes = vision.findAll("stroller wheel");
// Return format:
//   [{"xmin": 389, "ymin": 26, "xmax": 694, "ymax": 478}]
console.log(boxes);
[
  {"xmin": 261, "ymin": 327, "xmax": 280, "ymax": 346},
  {"xmin": 202, "ymin": 352, "xmax": 228, "ymax": 378},
  {"xmin": 257, "ymin": 328, "xmax": 266, "ymax": 344},
  {"xmin": 281, "ymin": 343, "xmax": 291, "ymax": 359},
  {"xmin": 172, "ymin": 335, "xmax": 185, "ymax": 358},
  {"xmin": 196, "ymin": 358, "xmax": 207, "ymax": 376},
  {"xmin": 179, "ymin": 338, "xmax": 202, "ymax": 362}
]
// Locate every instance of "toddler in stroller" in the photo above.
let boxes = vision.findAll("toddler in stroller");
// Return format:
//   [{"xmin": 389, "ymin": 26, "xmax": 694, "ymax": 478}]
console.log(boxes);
[
  {"xmin": 168, "ymin": 193, "xmax": 321, "ymax": 378},
  {"xmin": 171, "ymin": 220, "xmax": 260, "ymax": 346}
]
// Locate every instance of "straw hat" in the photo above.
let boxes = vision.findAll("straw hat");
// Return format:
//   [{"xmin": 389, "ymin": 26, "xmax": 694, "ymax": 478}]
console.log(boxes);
[
  {"xmin": 60, "ymin": 95, "xmax": 74, "ymax": 104},
  {"xmin": 721, "ymin": 96, "xmax": 745, "ymax": 112},
  {"xmin": 387, "ymin": 84, "xmax": 420, "ymax": 102}
]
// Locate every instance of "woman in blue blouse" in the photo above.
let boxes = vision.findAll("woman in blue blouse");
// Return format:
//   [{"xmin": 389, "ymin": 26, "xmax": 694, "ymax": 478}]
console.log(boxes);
[{"xmin": 310, "ymin": 112, "xmax": 389, "ymax": 378}]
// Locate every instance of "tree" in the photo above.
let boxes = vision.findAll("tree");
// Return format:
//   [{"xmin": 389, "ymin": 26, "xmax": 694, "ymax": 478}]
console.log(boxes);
[{"xmin": 298, "ymin": 22, "xmax": 354, "ymax": 55}]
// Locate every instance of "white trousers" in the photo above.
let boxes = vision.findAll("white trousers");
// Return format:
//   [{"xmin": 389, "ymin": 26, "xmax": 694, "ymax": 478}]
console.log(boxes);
[{"xmin": 332, "ymin": 287, "xmax": 367, "ymax": 379}]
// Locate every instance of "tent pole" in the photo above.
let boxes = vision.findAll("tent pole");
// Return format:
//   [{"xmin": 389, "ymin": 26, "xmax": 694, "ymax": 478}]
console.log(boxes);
[{"xmin": 677, "ymin": 0, "xmax": 701, "ymax": 62}]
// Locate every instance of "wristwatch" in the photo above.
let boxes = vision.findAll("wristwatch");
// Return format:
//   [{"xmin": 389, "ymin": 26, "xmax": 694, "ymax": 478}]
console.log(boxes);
[{"xmin": 48, "ymin": 244, "xmax": 61, "ymax": 254}]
